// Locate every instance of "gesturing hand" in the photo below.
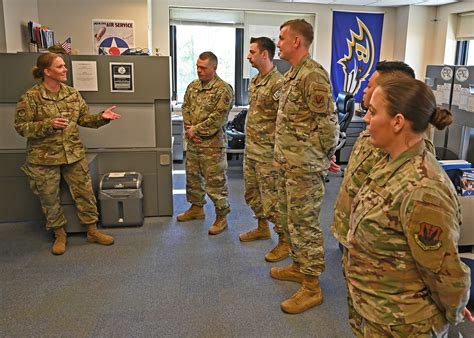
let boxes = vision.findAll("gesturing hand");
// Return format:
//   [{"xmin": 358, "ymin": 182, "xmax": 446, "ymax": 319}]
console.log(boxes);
[{"xmin": 102, "ymin": 105, "xmax": 121, "ymax": 120}]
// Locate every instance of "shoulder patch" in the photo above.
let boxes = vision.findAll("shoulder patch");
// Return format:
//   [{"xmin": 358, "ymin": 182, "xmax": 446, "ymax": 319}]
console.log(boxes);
[{"xmin": 414, "ymin": 222, "xmax": 443, "ymax": 250}]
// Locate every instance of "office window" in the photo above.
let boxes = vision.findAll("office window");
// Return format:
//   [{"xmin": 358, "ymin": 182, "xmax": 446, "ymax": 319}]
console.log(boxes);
[
  {"xmin": 467, "ymin": 41, "xmax": 474, "ymax": 65},
  {"xmin": 455, "ymin": 40, "xmax": 474, "ymax": 66},
  {"xmin": 169, "ymin": 7, "xmax": 314, "ymax": 104},
  {"xmin": 174, "ymin": 25, "xmax": 236, "ymax": 102}
]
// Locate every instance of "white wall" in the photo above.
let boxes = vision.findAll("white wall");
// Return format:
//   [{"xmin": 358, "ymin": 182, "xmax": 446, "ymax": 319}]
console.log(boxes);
[
  {"xmin": 2, "ymin": 0, "xmax": 472, "ymax": 78},
  {"xmin": 434, "ymin": 1, "xmax": 474, "ymax": 65},
  {"xmin": 405, "ymin": 5, "xmax": 437, "ymax": 79},
  {"xmin": 151, "ymin": 0, "xmax": 397, "ymax": 72},
  {"xmin": 37, "ymin": 0, "xmax": 148, "ymax": 55},
  {"xmin": 393, "ymin": 6, "xmax": 409, "ymax": 61},
  {"xmin": 3, "ymin": 0, "xmax": 38, "ymax": 53}
]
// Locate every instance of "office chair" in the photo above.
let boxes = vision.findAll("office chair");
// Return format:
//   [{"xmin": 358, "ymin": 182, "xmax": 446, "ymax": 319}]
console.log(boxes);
[
  {"xmin": 225, "ymin": 109, "xmax": 247, "ymax": 160},
  {"xmin": 335, "ymin": 91, "xmax": 355, "ymax": 152},
  {"xmin": 326, "ymin": 91, "xmax": 355, "ymax": 184}
]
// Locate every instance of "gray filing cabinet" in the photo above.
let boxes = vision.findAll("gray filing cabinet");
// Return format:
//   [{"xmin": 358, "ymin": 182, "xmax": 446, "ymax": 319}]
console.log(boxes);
[
  {"xmin": 172, "ymin": 115, "xmax": 184, "ymax": 161},
  {"xmin": 338, "ymin": 114, "xmax": 366, "ymax": 163}
]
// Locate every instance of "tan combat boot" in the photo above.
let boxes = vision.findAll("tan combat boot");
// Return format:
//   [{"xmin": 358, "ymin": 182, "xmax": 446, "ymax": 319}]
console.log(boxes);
[
  {"xmin": 280, "ymin": 275, "xmax": 323, "ymax": 314},
  {"xmin": 86, "ymin": 224, "xmax": 114, "ymax": 245},
  {"xmin": 177, "ymin": 205, "xmax": 205, "ymax": 222},
  {"xmin": 52, "ymin": 227, "xmax": 67, "ymax": 255},
  {"xmin": 239, "ymin": 218, "xmax": 271, "ymax": 242},
  {"xmin": 208, "ymin": 215, "xmax": 228, "ymax": 235},
  {"xmin": 270, "ymin": 262, "xmax": 304, "ymax": 283},
  {"xmin": 265, "ymin": 233, "xmax": 290, "ymax": 262}
]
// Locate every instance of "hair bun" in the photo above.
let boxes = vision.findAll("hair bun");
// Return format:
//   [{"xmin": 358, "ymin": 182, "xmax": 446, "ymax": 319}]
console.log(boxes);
[
  {"xmin": 430, "ymin": 106, "xmax": 453, "ymax": 130},
  {"xmin": 32, "ymin": 66, "xmax": 43, "ymax": 79}
]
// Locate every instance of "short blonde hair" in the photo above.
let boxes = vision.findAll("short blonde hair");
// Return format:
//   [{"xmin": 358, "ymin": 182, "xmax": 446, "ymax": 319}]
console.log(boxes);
[{"xmin": 280, "ymin": 19, "xmax": 314, "ymax": 46}]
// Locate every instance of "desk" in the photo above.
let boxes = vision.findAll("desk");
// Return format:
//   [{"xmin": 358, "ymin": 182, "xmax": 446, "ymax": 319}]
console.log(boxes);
[
  {"xmin": 460, "ymin": 196, "xmax": 474, "ymax": 246},
  {"xmin": 227, "ymin": 148, "xmax": 245, "ymax": 160},
  {"xmin": 172, "ymin": 115, "xmax": 184, "ymax": 162}
]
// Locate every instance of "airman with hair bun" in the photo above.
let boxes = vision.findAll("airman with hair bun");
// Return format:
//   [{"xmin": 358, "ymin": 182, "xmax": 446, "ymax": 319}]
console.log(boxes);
[{"xmin": 345, "ymin": 77, "xmax": 472, "ymax": 336}]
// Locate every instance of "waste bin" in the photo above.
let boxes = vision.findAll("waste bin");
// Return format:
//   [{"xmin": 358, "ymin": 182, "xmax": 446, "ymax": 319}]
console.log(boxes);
[{"xmin": 99, "ymin": 172, "xmax": 143, "ymax": 227}]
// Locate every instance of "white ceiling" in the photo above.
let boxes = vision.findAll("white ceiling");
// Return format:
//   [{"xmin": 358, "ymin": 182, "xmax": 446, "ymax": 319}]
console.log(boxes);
[{"xmin": 271, "ymin": 0, "xmax": 463, "ymax": 7}]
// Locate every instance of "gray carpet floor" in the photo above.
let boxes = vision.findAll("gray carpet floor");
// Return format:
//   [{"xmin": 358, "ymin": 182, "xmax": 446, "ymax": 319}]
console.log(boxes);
[{"xmin": 1, "ymin": 158, "xmax": 473, "ymax": 337}]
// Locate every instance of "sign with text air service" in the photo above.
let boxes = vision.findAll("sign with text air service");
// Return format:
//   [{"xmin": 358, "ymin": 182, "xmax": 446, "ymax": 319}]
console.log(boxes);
[
  {"xmin": 93, "ymin": 19, "xmax": 135, "ymax": 55},
  {"xmin": 330, "ymin": 11, "xmax": 384, "ymax": 103}
]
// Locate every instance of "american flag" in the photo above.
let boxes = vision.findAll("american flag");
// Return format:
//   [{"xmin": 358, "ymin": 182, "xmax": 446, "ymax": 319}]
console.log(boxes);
[{"xmin": 61, "ymin": 37, "xmax": 72, "ymax": 54}]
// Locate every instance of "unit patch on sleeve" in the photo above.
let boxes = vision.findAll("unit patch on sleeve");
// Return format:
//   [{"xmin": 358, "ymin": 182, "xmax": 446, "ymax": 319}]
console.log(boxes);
[{"xmin": 414, "ymin": 222, "xmax": 443, "ymax": 250}]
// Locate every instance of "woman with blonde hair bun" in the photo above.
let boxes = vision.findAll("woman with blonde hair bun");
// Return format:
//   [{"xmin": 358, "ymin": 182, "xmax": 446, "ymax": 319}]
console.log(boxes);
[{"xmin": 15, "ymin": 53, "xmax": 121, "ymax": 255}]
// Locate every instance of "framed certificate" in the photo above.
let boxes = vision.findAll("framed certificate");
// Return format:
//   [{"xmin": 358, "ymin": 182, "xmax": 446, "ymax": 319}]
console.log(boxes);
[{"xmin": 110, "ymin": 62, "xmax": 134, "ymax": 92}]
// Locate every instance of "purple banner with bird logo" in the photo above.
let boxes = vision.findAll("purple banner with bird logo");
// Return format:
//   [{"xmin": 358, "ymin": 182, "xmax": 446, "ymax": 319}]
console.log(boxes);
[{"xmin": 330, "ymin": 11, "xmax": 384, "ymax": 103}]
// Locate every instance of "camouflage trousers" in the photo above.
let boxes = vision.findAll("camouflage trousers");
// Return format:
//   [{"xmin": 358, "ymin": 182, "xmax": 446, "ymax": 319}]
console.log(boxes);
[
  {"xmin": 185, "ymin": 145, "xmax": 230, "ymax": 216},
  {"xmin": 243, "ymin": 156, "xmax": 282, "ymax": 233},
  {"xmin": 342, "ymin": 248, "xmax": 363, "ymax": 337},
  {"xmin": 343, "ymin": 248, "xmax": 449, "ymax": 337},
  {"xmin": 276, "ymin": 168, "xmax": 325, "ymax": 276},
  {"xmin": 348, "ymin": 304, "xmax": 448, "ymax": 337},
  {"xmin": 21, "ymin": 158, "xmax": 98, "ymax": 230}
]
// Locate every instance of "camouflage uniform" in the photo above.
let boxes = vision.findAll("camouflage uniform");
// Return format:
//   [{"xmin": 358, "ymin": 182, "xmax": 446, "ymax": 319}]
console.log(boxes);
[
  {"xmin": 182, "ymin": 76, "xmax": 234, "ymax": 216},
  {"xmin": 274, "ymin": 55, "xmax": 339, "ymax": 276},
  {"xmin": 331, "ymin": 130, "xmax": 436, "ymax": 335},
  {"xmin": 15, "ymin": 83, "xmax": 110, "ymax": 230},
  {"xmin": 244, "ymin": 66, "xmax": 284, "ymax": 228},
  {"xmin": 345, "ymin": 141, "xmax": 470, "ymax": 335},
  {"xmin": 331, "ymin": 130, "xmax": 384, "ymax": 248}
]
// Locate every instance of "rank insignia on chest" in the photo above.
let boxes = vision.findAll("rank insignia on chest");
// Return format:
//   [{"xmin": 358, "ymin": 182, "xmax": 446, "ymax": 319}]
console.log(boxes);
[
  {"xmin": 273, "ymin": 88, "xmax": 282, "ymax": 101},
  {"xmin": 315, "ymin": 95, "xmax": 325, "ymax": 109},
  {"xmin": 414, "ymin": 222, "xmax": 443, "ymax": 250}
]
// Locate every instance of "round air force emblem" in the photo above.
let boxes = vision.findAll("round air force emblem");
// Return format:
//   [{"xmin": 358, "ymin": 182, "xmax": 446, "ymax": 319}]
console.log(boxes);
[{"xmin": 99, "ymin": 37, "xmax": 130, "ymax": 56}]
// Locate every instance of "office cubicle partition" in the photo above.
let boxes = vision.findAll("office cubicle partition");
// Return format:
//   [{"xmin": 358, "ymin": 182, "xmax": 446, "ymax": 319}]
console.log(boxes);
[{"xmin": 0, "ymin": 53, "xmax": 173, "ymax": 222}]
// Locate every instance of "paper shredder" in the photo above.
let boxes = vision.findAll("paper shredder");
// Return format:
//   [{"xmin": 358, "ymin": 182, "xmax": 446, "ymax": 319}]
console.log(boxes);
[{"xmin": 99, "ymin": 172, "xmax": 144, "ymax": 227}]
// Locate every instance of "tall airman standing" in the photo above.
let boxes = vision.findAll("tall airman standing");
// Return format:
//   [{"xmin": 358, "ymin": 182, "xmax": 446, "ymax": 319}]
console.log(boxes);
[
  {"xmin": 270, "ymin": 19, "xmax": 339, "ymax": 314},
  {"xmin": 177, "ymin": 52, "xmax": 234, "ymax": 235},
  {"xmin": 238, "ymin": 36, "xmax": 290, "ymax": 262}
]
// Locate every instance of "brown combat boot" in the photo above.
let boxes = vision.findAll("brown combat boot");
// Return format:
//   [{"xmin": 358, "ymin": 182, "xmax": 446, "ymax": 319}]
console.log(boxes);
[
  {"xmin": 280, "ymin": 275, "xmax": 323, "ymax": 314},
  {"xmin": 86, "ymin": 224, "xmax": 114, "ymax": 245},
  {"xmin": 270, "ymin": 262, "xmax": 304, "ymax": 283},
  {"xmin": 52, "ymin": 227, "xmax": 67, "ymax": 255},
  {"xmin": 208, "ymin": 215, "xmax": 228, "ymax": 235},
  {"xmin": 265, "ymin": 233, "xmax": 290, "ymax": 262},
  {"xmin": 177, "ymin": 205, "xmax": 205, "ymax": 222},
  {"xmin": 239, "ymin": 218, "xmax": 271, "ymax": 242}
]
